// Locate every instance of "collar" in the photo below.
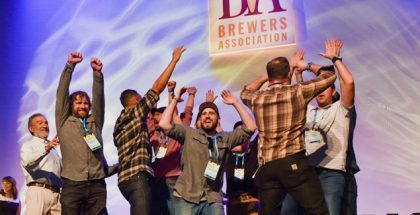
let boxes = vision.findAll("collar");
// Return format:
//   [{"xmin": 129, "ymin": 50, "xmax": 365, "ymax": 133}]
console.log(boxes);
[{"xmin": 32, "ymin": 136, "xmax": 48, "ymax": 144}]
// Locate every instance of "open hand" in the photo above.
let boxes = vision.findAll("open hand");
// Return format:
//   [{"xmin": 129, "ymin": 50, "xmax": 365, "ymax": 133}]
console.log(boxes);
[
  {"xmin": 172, "ymin": 45, "xmax": 186, "ymax": 62},
  {"xmin": 221, "ymin": 90, "xmax": 237, "ymax": 105}
]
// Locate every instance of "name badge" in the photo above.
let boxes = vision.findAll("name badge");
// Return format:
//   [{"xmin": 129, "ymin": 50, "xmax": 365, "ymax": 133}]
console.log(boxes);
[
  {"xmin": 234, "ymin": 168, "xmax": 245, "ymax": 180},
  {"xmin": 308, "ymin": 130, "xmax": 322, "ymax": 144},
  {"xmin": 83, "ymin": 134, "xmax": 102, "ymax": 151},
  {"xmin": 155, "ymin": 147, "xmax": 167, "ymax": 159},
  {"xmin": 204, "ymin": 161, "xmax": 220, "ymax": 180}
]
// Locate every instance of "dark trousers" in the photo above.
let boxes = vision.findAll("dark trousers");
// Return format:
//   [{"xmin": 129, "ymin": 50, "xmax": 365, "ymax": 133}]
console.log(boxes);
[
  {"xmin": 61, "ymin": 178, "xmax": 107, "ymax": 215},
  {"xmin": 254, "ymin": 151, "xmax": 328, "ymax": 215},
  {"xmin": 118, "ymin": 172, "xmax": 152, "ymax": 215},
  {"xmin": 342, "ymin": 171, "xmax": 357, "ymax": 215},
  {"xmin": 151, "ymin": 176, "xmax": 178, "ymax": 215}
]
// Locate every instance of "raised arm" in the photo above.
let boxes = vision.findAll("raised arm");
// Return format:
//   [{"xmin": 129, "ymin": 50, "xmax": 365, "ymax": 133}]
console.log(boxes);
[
  {"xmin": 319, "ymin": 39, "xmax": 355, "ymax": 107},
  {"xmin": 221, "ymin": 90, "xmax": 257, "ymax": 132},
  {"xmin": 151, "ymin": 46, "xmax": 186, "ymax": 95},
  {"xmin": 55, "ymin": 52, "xmax": 83, "ymax": 129},
  {"xmin": 90, "ymin": 57, "xmax": 105, "ymax": 129},
  {"xmin": 182, "ymin": 87, "xmax": 196, "ymax": 126},
  {"xmin": 244, "ymin": 74, "xmax": 268, "ymax": 91},
  {"xmin": 159, "ymin": 87, "xmax": 187, "ymax": 131}
]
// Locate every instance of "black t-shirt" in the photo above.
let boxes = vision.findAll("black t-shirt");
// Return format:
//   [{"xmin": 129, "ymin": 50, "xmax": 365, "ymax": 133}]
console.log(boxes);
[{"xmin": 226, "ymin": 135, "xmax": 259, "ymax": 198}]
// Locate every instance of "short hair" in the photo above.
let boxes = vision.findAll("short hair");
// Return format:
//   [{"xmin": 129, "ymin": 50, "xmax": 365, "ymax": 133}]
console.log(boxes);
[
  {"xmin": 266, "ymin": 57, "xmax": 290, "ymax": 80},
  {"xmin": 1, "ymin": 176, "xmax": 18, "ymax": 200},
  {"xmin": 28, "ymin": 113, "xmax": 45, "ymax": 135},
  {"xmin": 69, "ymin": 91, "xmax": 91, "ymax": 112},
  {"xmin": 120, "ymin": 89, "xmax": 139, "ymax": 108},
  {"xmin": 233, "ymin": 121, "xmax": 243, "ymax": 130}
]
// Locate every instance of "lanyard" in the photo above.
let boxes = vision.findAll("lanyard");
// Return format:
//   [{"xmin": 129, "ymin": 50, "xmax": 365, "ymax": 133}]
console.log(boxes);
[
  {"xmin": 312, "ymin": 109, "xmax": 318, "ymax": 130},
  {"xmin": 79, "ymin": 118, "xmax": 90, "ymax": 134},
  {"xmin": 234, "ymin": 153, "xmax": 245, "ymax": 168},
  {"xmin": 158, "ymin": 134, "xmax": 169, "ymax": 147},
  {"xmin": 208, "ymin": 135, "xmax": 219, "ymax": 163}
]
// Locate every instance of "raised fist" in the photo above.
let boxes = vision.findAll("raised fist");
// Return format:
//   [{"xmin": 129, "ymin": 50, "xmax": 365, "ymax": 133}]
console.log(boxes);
[
  {"xmin": 90, "ymin": 57, "xmax": 103, "ymax": 73},
  {"xmin": 68, "ymin": 52, "xmax": 83, "ymax": 64},
  {"xmin": 167, "ymin": 81, "xmax": 177, "ymax": 92}
]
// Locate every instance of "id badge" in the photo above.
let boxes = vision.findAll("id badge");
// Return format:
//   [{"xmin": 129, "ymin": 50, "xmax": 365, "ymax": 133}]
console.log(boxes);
[
  {"xmin": 83, "ymin": 134, "xmax": 102, "ymax": 151},
  {"xmin": 234, "ymin": 168, "xmax": 245, "ymax": 180},
  {"xmin": 308, "ymin": 130, "xmax": 322, "ymax": 144},
  {"xmin": 155, "ymin": 147, "xmax": 167, "ymax": 159},
  {"xmin": 204, "ymin": 161, "xmax": 220, "ymax": 180}
]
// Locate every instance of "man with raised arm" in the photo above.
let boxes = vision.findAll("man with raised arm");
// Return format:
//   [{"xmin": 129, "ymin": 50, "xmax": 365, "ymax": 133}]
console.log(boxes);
[
  {"xmin": 282, "ymin": 40, "xmax": 358, "ymax": 215},
  {"xmin": 240, "ymin": 50, "xmax": 337, "ymax": 215},
  {"xmin": 159, "ymin": 88, "xmax": 256, "ymax": 215},
  {"xmin": 56, "ymin": 52, "xmax": 116, "ymax": 215},
  {"xmin": 113, "ymin": 46, "xmax": 185, "ymax": 215}
]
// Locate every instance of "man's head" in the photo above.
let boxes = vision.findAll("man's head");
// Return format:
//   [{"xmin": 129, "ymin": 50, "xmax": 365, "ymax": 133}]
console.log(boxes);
[
  {"xmin": 28, "ymin": 113, "xmax": 49, "ymax": 139},
  {"xmin": 69, "ymin": 91, "xmax": 91, "ymax": 118},
  {"xmin": 198, "ymin": 102, "xmax": 220, "ymax": 132},
  {"xmin": 316, "ymin": 84, "xmax": 337, "ymax": 108},
  {"xmin": 120, "ymin": 89, "xmax": 141, "ymax": 109},
  {"xmin": 152, "ymin": 107, "xmax": 166, "ymax": 129},
  {"xmin": 266, "ymin": 57, "xmax": 290, "ymax": 82}
]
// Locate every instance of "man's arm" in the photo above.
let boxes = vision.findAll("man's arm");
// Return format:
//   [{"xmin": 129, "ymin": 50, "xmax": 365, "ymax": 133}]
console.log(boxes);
[
  {"xmin": 182, "ymin": 87, "xmax": 196, "ymax": 126},
  {"xmin": 151, "ymin": 46, "xmax": 186, "ymax": 95},
  {"xmin": 221, "ymin": 90, "xmax": 257, "ymax": 132},
  {"xmin": 244, "ymin": 74, "xmax": 268, "ymax": 91},
  {"xmin": 319, "ymin": 39, "xmax": 355, "ymax": 108},
  {"xmin": 20, "ymin": 137, "xmax": 60, "ymax": 168},
  {"xmin": 159, "ymin": 87, "xmax": 187, "ymax": 131},
  {"xmin": 55, "ymin": 52, "xmax": 83, "ymax": 129},
  {"xmin": 91, "ymin": 57, "xmax": 105, "ymax": 130}
]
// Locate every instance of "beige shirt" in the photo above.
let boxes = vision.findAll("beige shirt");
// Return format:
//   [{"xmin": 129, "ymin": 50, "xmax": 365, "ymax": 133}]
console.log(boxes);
[{"xmin": 305, "ymin": 100, "xmax": 352, "ymax": 171}]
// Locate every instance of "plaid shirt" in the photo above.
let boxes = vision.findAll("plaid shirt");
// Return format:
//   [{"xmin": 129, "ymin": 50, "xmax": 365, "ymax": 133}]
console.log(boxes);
[
  {"xmin": 113, "ymin": 89, "xmax": 159, "ymax": 184},
  {"xmin": 240, "ymin": 66, "xmax": 336, "ymax": 165}
]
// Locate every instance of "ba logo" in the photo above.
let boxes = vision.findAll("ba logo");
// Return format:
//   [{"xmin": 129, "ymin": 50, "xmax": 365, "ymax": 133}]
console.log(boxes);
[
  {"xmin": 219, "ymin": 0, "xmax": 287, "ymax": 19},
  {"xmin": 208, "ymin": 0, "xmax": 296, "ymax": 54}
]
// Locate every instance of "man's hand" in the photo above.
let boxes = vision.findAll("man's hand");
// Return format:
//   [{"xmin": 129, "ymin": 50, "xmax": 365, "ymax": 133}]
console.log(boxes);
[
  {"xmin": 319, "ymin": 39, "xmax": 343, "ymax": 59},
  {"xmin": 221, "ymin": 90, "xmax": 238, "ymax": 105},
  {"xmin": 167, "ymin": 81, "xmax": 177, "ymax": 92},
  {"xmin": 206, "ymin": 90, "xmax": 218, "ymax": 103},
  {"xmin": 45, "ymin": 136, "xmax": 59, "ymax": 153},
  {"xmin": 187, "ymin": 87, "xmax": 197, "ymax": 96},
  {"xmin": 295, "ymin": 60, "xmax": 309, "ymax": 72},
  {"xmin": 289, "ymin": 50, "xmax": 304, "ymax": 69},
  {"xmin": 90, "ymin": 57, "xmax": 103, "ymax": 73},
  {"xmin": 172, "ymin": 45, "xmax": 186, "ymax": 63},
  {"xmin": 68, "ymin": 52, "xmax": 83, "ymax": 65},
  {"xmin": 174, "ymin": 87, "xmax": 187, "ymax": 102}
]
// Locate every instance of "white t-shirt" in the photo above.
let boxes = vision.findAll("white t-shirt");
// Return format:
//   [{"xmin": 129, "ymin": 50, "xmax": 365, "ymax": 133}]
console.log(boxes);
[{"xmin": 305, "ymin": 100, "xmax": 352, "ymax": 172}]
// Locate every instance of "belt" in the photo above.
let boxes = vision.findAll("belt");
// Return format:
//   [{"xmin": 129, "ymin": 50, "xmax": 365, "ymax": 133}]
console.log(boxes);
[{"xmin": 27, "ymin": 182, "xmax": 60, "ymax": 193}]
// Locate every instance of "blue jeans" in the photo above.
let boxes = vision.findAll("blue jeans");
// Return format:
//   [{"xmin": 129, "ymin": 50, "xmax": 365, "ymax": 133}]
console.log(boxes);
[
  {"xmin": 281, "ymin": 168, "xmax": 346, "ymax": 215},
  {"xmin": 174, "ymin": 197, "xmax": 224, "ymax": 215},
  {"xmin": 118, "ymin": 172, "xmax": 152, "ymax": 215}
]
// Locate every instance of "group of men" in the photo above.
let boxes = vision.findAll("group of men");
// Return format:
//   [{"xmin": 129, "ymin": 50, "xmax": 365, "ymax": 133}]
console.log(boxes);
[{"xmin": 19, "ymin": 39, "xmax": 359, "ymax": 215}]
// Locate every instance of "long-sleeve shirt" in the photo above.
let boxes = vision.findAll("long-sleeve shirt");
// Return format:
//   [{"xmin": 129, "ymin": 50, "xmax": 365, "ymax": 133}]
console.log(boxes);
[
  {"xmin": 113, "ymin": 90, "xmax": 159, "ymax": 184},
  {"xmin": 165, "ymin": 124, "xmax": 254, "ymax": 204},
  {"xmin": 55, "ymin": 63, "xmax": 107, "ymax": 181},
  {"xmin": 20, "ymin": 136, "xmax": 62, "ymax": 187},
  {"xmin": 240, "ymin": 66, "xmax": 336, "ymax": 165}
]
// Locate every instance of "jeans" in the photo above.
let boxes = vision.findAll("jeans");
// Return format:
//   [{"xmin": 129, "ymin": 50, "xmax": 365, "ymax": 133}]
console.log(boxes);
[
  {"xmin": 118, "ymin": 172, "xmax": 152, "ymax": 215},
  {"xmin": 174, "ymin": 197, "xmax": 224, "ymax": 215},
  {"xmin": 254, "ymin": 151, "xmax": 328, "ymax": 215},
  {"xmin": 281, "ymin": 168, "xmax": 346, "ymax": 215},
  {"xmin": 60, "ymin": 178, "xmax": 107, "ymax": 215},
  {"xmin": 152, "ymin": 176, "xmax": 178, "ymax": 215}
]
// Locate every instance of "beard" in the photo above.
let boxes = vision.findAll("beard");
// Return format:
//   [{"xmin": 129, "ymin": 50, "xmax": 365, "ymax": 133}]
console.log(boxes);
[{"xmin": 201, "ymin": 119, "xmax": 218, "ymax": 132}]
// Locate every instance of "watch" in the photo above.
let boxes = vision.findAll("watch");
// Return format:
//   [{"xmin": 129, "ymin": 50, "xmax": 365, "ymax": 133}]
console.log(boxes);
[{"xmin": 331, "ymin": 56, "xmax": 343, "ymax": 63}]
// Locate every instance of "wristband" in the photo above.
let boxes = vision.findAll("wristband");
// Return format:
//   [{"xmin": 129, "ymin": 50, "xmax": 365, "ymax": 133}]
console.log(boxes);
[
  {"xmin": 305, "ymin": 62, "xmax": 314, "ymax": 71},
  {"xmin": 331, "ymin": 56, "xmax": 342, "ymax": 64}
]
